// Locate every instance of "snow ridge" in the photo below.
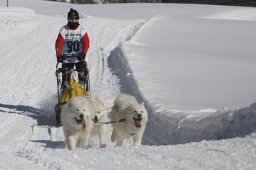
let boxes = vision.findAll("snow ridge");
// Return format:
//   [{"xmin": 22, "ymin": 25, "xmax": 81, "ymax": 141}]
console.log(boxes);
[
  {"xmin": 109, "ymin": 43, "xmax": 256, "ymax": 145},
  {"xmin": 107, "ymin": 20, "xmax": 256, "ymax": 146}
]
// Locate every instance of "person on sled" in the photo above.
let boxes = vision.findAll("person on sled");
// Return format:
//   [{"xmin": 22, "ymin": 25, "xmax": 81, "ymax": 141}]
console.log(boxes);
[{"xmin": 55, "ymin": 8, "xmax": 90, "ymax": 88}]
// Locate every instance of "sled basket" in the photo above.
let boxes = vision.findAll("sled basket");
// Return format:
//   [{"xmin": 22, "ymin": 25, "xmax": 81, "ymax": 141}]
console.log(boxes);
[
  {"xmin": 55, "ymin": 78, "xmax": 86, "ymax": 125},
  {"xmin": 60, "ymin": 78, "xmax": 86, "ymax": 104}
]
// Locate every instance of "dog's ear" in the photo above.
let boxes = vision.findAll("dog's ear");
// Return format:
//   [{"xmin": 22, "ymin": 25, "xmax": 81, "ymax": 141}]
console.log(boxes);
[{"xmin": 127, "ymin": 105, "xmax": 132, "ymax": 109}]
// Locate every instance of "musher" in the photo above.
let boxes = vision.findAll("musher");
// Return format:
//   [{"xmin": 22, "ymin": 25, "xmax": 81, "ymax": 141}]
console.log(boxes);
[{"xmin": 55, "ymin": 8, "xmax": 90, "ymax": 88}]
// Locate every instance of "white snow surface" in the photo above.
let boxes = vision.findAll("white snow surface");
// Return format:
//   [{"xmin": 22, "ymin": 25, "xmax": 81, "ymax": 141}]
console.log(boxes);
[{"xmin": 1, "ymin": 1, "xmax": 256, "ymax": 169}]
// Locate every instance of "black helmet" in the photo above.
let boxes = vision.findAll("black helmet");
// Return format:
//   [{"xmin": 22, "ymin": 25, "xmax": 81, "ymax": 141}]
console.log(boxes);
[{"xmin": 67, "ymin": 8, "xmax": 79, "ymax": 19}]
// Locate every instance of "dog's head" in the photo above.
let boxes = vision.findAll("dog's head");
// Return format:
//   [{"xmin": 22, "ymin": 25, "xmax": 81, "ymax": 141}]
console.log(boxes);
[
  {"xmin": 68, "ymin": 97, "xmax": 90, "ymax": 130},
  {"xmin": 92, "ymin": 110, "xmax": 106, "ymax": 123},
  {"xmin": 85, "ymin": 92, "xmax": 107, "ymax": 124},
  {"xmin": 125, "ymin": 102, "xmax": 148, "ymax": 129}
]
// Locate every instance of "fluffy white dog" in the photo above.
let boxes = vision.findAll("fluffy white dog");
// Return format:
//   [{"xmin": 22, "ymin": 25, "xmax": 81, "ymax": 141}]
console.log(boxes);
[
  {"xmin": 61, "ymin": 92, "xmax": 108, "ymax": 150},
  {"xmin": 109, "ymin": 94, "xmax": 148, "ymax": 146}
]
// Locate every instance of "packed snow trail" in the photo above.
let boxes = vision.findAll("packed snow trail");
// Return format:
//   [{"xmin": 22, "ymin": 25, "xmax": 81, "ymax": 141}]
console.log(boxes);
[{"xmin": 0, "ymin": 7, "xmax": 157, "ymax": 169}]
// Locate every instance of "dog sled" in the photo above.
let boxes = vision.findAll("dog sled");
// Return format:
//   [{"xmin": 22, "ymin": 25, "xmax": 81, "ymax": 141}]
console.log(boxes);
[{"xmin": 55, "ymin": 55, "xmax": 90, "ymax": 125}]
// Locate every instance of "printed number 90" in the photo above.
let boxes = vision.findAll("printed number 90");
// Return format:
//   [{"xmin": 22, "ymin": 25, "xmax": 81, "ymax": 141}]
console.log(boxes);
[{"xmin": 67, "ymin": 40, "xmax": 80, "ymax": 53}]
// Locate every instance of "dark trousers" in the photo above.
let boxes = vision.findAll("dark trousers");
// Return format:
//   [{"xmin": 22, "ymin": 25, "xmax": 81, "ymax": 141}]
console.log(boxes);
[{"xmin": 61, "ymin": 61, "xmax": 88, "ymax": 86}]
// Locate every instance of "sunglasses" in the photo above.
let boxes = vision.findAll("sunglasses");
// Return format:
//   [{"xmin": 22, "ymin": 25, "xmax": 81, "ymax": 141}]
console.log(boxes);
[{"xmin": 68, "ymin": 16, "xmax": 79, "ymax": 20}]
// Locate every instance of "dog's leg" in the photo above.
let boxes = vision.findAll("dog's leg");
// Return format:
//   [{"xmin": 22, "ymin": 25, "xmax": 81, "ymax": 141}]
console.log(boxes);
[
  {"xmin": 111, "ymin": 128, "xmax": 117, "ymax": 143},
  {"xmin": 80, "ymin": 129, "xmax": 92, "ymax": 149},
  {"xmin": 99, "ymin": 124, "xmax": 107, "ymax": 148},
  {"xmin": 132, "ymin": 133, "xmax": 142, "ymax": 146},
  {"xmin": 133, "ymin": 126, "xmax": 146, "ymax": 146},
  {"xmin": 66, "ymin": 134, "xmax": 78, "ymax": 150},
  {"xmin": 80, "ymin": 134, "xmax": 90, "ymax": 149},
  {"xmin": 116, "ymin": 136, "xmax": 124, "ymax": 146}
]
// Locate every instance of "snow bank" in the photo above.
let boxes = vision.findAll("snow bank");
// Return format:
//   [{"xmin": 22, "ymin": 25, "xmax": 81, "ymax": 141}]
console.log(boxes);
[
  {"xmin": 108, "ymin": 45, "xmax": 256, "ymax": 145},
  {"xmin": 202, "ymin": 8, "xmax": 256, "ymax": 21}
]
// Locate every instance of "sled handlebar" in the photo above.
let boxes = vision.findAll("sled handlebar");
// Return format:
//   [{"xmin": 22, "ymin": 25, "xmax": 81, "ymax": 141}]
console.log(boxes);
[
  {"xmin": 62, "ymin": 54, "xmax": 80, "ymax": 59},
  {"xmin": 56, "ymin": 68, "xmax": 82, "ymax": 74},
  {"xmin": 56, "ymin": 54, "xmax": 84, "ymax": 64}
]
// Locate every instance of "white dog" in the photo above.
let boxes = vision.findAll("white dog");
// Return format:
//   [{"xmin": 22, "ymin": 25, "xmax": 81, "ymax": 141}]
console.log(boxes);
[
  {"xmin": 61, "ymin": 92, "xmax": 108, "ymax": 150},
  {"xmin": 109, "ymin": 94, "xmax": 148, "ymax": 146}
]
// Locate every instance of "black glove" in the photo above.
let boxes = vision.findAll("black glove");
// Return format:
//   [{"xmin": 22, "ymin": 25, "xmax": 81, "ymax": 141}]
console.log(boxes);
[
  {"xmin": 78, "ymin": 53, "xmax": 86, "ymax": 61},
  {"xmin": 57, "ymin": 56, "xmax": 63, "ymax": 63}
]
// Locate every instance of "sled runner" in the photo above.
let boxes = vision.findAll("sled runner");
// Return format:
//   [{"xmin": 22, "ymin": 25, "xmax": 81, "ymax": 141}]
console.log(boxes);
[{"xmin": 55, "ymin": 55, "xmax": 90, "ymax": 125}]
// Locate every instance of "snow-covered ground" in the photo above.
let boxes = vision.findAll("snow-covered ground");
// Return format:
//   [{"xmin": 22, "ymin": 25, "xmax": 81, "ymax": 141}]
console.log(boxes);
[{"xmin": 1, "ymin": 0, "xmax": 256, "ymax": 169}]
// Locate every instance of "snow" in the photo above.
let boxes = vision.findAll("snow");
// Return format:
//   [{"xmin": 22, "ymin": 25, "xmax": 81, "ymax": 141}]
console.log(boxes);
[{"xmin": 1, "ymin": 1, "xmax": 256, "ymax": 169}]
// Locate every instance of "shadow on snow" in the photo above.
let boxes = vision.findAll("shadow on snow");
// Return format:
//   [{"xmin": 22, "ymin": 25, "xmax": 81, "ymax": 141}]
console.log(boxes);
[
  {"xmin": 0, "ymin": 103, "xmax": 57, "ymax": 127},
  {"xmin": 0, "ymin": 103, "xmax": 64, "ymax": 149},
  {"xmin": 30, "ymin": 140, "xmax": 65, "ymax": 149}
]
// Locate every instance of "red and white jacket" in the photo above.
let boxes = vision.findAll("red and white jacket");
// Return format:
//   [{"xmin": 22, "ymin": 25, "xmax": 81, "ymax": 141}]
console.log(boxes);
[{"xmin": 55, "ymin": 24, "xmax": 89, "ymax": 63}]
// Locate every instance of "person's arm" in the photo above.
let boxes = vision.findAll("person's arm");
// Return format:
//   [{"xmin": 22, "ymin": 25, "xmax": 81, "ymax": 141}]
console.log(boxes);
[
  {"xmin": 55, "ymin": 33, "xmax": 65, "ymax": 57},
  {"xmin": 81, "ymin": 32, "xmax": 90, "ymax": 55}
]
